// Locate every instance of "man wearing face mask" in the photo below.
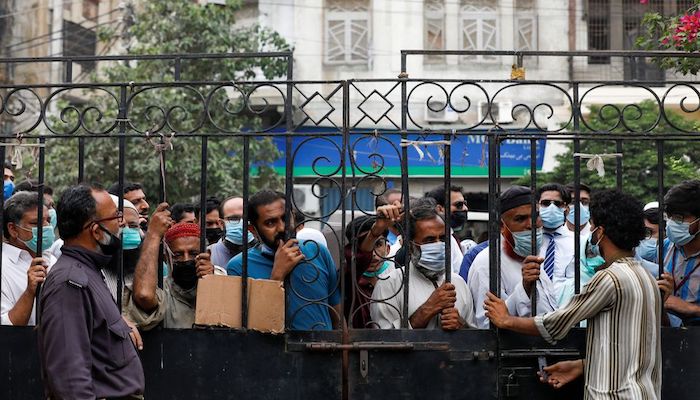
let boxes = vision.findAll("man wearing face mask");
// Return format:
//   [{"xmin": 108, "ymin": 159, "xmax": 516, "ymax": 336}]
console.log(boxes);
[
  {"xmin": 370, "ymin": 205, "xmax": 476, "ymax": 330},
  {"xmin": 209, "ymin": 196, "xmax": 256, "ymax": 268},
  {"xmin": 102, "ymin": 196, "xmax": 143, "ymax": 305},
  {"xmin": 37, "ymin": 183, "xmax": 145, "ymax": 399},
  {"xmin": 1, "ymin": 191, "xmax": 56, "ymax": 326},
  {"xmin": 226, "ymin": 190, "xmax": 341, "ymax": 331},
  {"xmin": 468, "ymin": 186, "xmax": 557, "ymax": 329},
  {"xmin": 3, "ymin": 161, "xmax": 15, "ymax": 200},
  {"xmin": 129, "ymin": 219, "xmax": 224, "ymax": 330},
  {"xmin": 425, "ymin": 185, "xmax": 473, "ymax": 254},
  {"xmin": 661, "ymin": 180, "xmax": 700, "ymax": 326},
  {"xmin": 537, "ymin": 183, "xmax": 579, "ymax": 306},
  {"xmin": 196, "ymin": 196, "xmax": 224, "ymax": 245},
  {"xmin": 485, "ymin": 190, "xmax": 673, "ymax": 399}
]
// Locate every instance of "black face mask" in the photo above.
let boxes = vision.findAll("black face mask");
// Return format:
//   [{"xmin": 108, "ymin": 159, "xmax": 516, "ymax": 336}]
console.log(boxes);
[
  {"xmin": 450, "ymin": 211, "xmax": 468, "ymax": 230},
  {"xmin": 205, "ymin": 227, "xmax": 224, "ymax": 245},
  {"xmin": 172, "ymin": 260, "xmax": 198, "ymax": 290},
  {"xmin": 97, "ymin": 224, "xmax": 122, "ymax": 256},
  {"xmin": 105, "ymin": 247, "xmax": 141, "ymax": 276}
]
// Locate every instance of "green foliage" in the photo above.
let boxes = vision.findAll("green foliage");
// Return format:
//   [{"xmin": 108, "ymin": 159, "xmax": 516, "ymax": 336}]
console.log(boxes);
[
  {"xmin": 515, "ymin": 101, "xmax": 700, "ymax": 202},
  {"xmin": 636, "ymin": 0, "xmax": 700, "ymax": 75},
  {"xmin": 42, "ymin": 0, "xmax": 292, "ymax": 202}
]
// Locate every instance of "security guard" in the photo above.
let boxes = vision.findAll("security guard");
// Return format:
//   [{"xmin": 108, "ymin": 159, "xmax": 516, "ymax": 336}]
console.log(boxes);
[{"xmin": 38, "ymin": 184, "xmax": 145, "ymax": 399}]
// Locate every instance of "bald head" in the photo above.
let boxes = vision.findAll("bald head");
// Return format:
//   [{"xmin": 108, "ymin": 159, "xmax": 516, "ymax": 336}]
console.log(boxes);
[{"xmin": 221, "ymin": 196, "xmax": 244, "ymax": 221}]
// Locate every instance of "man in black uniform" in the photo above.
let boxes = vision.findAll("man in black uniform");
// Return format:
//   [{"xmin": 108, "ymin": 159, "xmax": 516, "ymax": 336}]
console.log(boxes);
[{"xmin": 38, "ymin": 184, "xmax": 145, "ymax": 399}]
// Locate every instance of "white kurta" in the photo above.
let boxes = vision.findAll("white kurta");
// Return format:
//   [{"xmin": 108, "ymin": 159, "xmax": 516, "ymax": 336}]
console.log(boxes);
[
  {"xmin": 370, "ymin": 263, "xmax": 476, "ymax": 329},
  {"xmin": 467, "ymin": 237, "xmax": 557, "ymax": 329},
  {"xmin": 1, "ymin": 242, "xmax": 57, "ymax": 325}
]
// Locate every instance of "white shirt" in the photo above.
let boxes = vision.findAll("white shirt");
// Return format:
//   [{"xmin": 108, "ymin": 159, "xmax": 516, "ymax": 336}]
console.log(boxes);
[
  {"xmin": 543, "ymin": 225, "xmax": 578, "ymax": 303},
  {"xmin": 388, "ymin": 234, "xmax": 464, "ymax": 273},
  {"xmin": 468, "ymin": 237, "xmax": 557, "ymax": 329},
  {"xmin": 296, "ymin": 227, "xmax": 328, "ymax": 248},
  {"xmin": 370, "ymin": 263, "xmax": 476, "ymax": 329},
  {"xmin": 1, "ymin": 242, "xmax": 57, "ymax": 326},
  {"xmin": 47, "ymin": 238, "xmax": 64, "ymax": 259}
]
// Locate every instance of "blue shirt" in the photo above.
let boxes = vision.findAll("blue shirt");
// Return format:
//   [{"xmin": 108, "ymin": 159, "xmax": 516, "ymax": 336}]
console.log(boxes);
[
  {"xmin": 663, "ymin": 238, "xmax": 700, "ymax": 325},
  {"xmin": 226, "ymin": 242, "xmax": 341, "ymax": 331},
  {"xmin": 458, "ymin": 241, "xmax": 488, "ymax": 282}
]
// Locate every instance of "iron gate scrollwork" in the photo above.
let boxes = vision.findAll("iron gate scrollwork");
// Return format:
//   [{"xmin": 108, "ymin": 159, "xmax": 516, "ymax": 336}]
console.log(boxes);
[{"xmin": 1, "ymin": 51, "xmax": 700, "ymax": 400}]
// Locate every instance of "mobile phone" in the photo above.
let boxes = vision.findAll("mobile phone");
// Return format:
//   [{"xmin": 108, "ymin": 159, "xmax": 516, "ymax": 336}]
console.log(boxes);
[{"xmin": 538, "ymin": 356, "xmax": 549, "ymax": 381}]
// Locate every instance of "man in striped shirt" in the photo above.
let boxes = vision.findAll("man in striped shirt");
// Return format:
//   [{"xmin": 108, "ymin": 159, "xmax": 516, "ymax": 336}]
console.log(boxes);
[{"xmin": 485, "ymin": 190, "xmax": 673, "ymax": 400}]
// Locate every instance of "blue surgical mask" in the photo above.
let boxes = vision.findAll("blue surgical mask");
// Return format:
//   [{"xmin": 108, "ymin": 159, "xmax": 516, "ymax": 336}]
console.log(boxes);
[
  {"xmin": 589, "ymin": 227, "xmax": 603, "ymax": 258},
  {"xmin": 122, "ymin": 227, "xmax": 142, "ymax": 250},
  {"xmin": 540, "ymin": 204, "xmax": 565, "ymax": 229},
  {"xmin": 666, "ymin": 218, "xmax": 700, "ymax": 247},
  {"xmin": 48, "ymin": 208, "xmax": 58, "ymax": 230},
  {"xmin": 416, "ymin": 241, "xmax": 446, "ymax": 271},
  {"xmin": 510, "ymin": 228, "xmax": 544, "ymax": 258},
  {"xmin": 260, "ymin": 242, "xmax": 275, "ymax": 256},
  {"xmin": 566, "ymin": 203, "xmax": 590, "ymax": 226},
  {"xmin": 363, "ymin": 261, "xmax": 390, "ymax": 278},
  {"xmin": 636, "ymin": 238, "xmax": 658, "ymax": 262},
  {"xmin": 19, "ymin": 225, "xmax": 55, "ymax": 254},
  {"xmin": 4, "ymin": 180, "xmax": 14, "ymax": 199},
  {"xmin": 225, "ymin": 220, "xmax": 254, "ymax": 245}
]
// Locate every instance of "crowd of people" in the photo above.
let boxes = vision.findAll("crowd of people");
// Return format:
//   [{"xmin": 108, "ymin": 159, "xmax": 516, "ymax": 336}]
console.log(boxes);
[{"xmin": 2, "ymin": 157, "xmax": 699, "ymax": 398}]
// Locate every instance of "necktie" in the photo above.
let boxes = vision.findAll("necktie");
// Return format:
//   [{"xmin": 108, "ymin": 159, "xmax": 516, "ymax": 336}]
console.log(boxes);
[{"xmin": 544, "ymin": 232, "xmax": 558, "ymax": 280}]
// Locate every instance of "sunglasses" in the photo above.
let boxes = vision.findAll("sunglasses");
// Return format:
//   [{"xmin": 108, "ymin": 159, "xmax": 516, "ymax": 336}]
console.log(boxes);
[{"xmin": 539, "ymin": 200, "xmax": 565, "ymax": 208}]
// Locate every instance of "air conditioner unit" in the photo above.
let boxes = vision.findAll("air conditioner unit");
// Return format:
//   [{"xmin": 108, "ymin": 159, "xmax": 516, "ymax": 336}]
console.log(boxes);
[
  {"xmin": 424, "ymin": 100, "xmax": 459, "ymax": 123},
  {"xmin": 292, "ymin": 184, "xmax": 321, "ymax": 217},
  {"xmin": 478, "ymin": 101, "xmax": 514, "ymax": 124}
]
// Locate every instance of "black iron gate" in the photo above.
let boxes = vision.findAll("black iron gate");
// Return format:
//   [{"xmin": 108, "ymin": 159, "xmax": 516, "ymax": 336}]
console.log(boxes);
[{"xmin": 1, "ymin": 50, "xmax": 700, "ymax": 399}]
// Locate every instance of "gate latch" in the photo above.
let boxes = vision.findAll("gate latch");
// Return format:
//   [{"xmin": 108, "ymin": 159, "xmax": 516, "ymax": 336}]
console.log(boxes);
[
  {"xmin": 505, "ymin": 371, "xmax": 520, "ymax": 398},
  {"xmin": 360, "ymin": 350, "xmax": 369, "ymax": 379}
]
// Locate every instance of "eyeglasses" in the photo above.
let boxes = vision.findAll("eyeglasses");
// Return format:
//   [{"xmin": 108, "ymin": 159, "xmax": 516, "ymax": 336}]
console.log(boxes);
[
  {"xmin": 4, "ymin": 174, "xmax": 14, "ymax": 182},
  {"xmin": 539, "ymin": 200, "xmax": 565, "ymax": 208},
  {"xmin": 92, "ymin": 211, "xmax": 124, "ymax": 225},
  {"xmin": 452, "ymin": 201, "xmax": 467, "ymax": 210},
  {"xmin": 224, "ymin": 215, "xmax": 242, "ymax": 222}
]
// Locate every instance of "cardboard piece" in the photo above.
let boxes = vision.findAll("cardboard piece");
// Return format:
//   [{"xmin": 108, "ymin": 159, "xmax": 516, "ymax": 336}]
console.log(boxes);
[
  {"xmin": 247, "ymin": 279, "xmax": 285, "ymax": 334},
  {"xmin": 195, "ymin": 275, "xmax": 285, "ymax": 334},
  {"xmin": 195, "ymin": 275, "xmax": 242, "ymax": 328}
]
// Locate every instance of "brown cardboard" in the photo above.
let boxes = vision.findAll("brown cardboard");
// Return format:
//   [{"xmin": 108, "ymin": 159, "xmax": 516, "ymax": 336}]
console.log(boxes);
[
  {"xmin": 194, "ymin": 275, "xmax": 285, "ymax": 333},
  {"xmin": 247, "ymin": 278, "xmax": 285, "ymax": 334},
  {"xmin": 195, "ymin": 275, "xmax": 242, "ymax": 328}
]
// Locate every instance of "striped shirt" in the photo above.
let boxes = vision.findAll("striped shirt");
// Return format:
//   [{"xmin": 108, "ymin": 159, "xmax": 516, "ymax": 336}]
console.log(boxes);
[{"xmin": 534, "ymin": 257, "xmax": 661, "ymax": 400}]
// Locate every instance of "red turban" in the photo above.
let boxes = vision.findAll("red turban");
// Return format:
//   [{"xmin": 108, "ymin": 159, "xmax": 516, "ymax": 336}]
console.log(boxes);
[{"xmin": 165, "ymin": 222, "xmax": 200, "ymax": 244}]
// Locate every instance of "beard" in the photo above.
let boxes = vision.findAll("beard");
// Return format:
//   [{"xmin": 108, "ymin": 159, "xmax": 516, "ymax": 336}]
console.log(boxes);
[{"xmin": 259, "ymin": 230, "xmax": 285, "ymax": 252}]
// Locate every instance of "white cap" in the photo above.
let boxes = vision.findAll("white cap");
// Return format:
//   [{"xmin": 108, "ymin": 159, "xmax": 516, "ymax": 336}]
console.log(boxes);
[
  {"xmin": 644, "ymin": 201, "xmax": 659, "ymax": 211},
  {"xmin": 109, "ymin": 194, "xmax": 138, "ymax": 213}
]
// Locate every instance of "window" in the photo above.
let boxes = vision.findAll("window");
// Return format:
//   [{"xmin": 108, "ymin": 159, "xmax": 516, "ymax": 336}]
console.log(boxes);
[
  {"xmin": 325, "ymin": 0, "xmax": 370, "ymax": 65},
  {"xmin": 424, "ymin": 0, "xmax": 446, "ymax": 63},
  {"xmin": 460, "ymin": 0, "xmax": 499, "ymax": 62},
  {"xmin": 587, "ymin": 0, "xmax": 610, "ymax": 64},
  {"xmin": 63, "ymin": 20, "xmax": 97, "ymax": 71},
  {"xmin": 515, "ymin": 0, "xmax": 536, "ymax": 51}
]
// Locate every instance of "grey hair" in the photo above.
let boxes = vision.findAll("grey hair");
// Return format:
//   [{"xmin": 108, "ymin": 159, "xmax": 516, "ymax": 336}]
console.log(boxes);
[{"xmin": 3, "ymin": 191, "xmax": 42, "ymax": 239}]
